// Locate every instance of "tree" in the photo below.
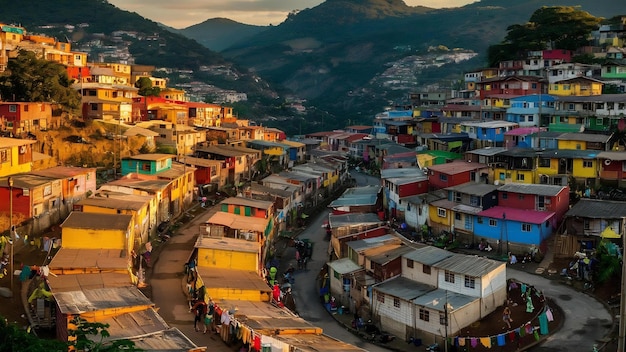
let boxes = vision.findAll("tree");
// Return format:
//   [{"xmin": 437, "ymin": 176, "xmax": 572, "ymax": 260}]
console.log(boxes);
[
  {"xmin": 68, "ymin": 316, "xmax": 141, "ymax": 351},
  {"xmin": 487, "ymin": 6, "xmax": 601, "ymax": 66},
  {"xmin": 134, "ymin": 77, "xmax": 161, "ymax": 97},
  {"xmin": 0, "ymin": 50, "xmax": 81, "ymax": 112},
  {"xmin": 0, "ymin": 316, "xmax": 67, "ymax": 351}
]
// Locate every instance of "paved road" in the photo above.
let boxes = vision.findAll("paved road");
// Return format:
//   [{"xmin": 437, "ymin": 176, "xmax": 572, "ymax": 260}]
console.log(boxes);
[{"xmin": 507, "ymin": 269, "xmax": 612, "ymax": 352}]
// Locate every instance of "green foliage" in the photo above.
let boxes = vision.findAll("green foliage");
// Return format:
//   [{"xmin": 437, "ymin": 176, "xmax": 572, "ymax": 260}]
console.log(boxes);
[
  {"xmin": 0, "ymin": 50, "xmax": 80, "ymax": 112},
  {"xmin": 134, "ymin": 77, "xmax": 161, "ymax": 97},
  {"xmin": 594, "ymin": 240, "xmax": 622, "ymax": 284},
  {"xmin": 487, "ymin": 6, "xmax": 601, "ymax": 66},
  {"xmin": 69, "ymin": 316, "xmax": 140, "ymax": 352},
  {"xmin": 0, "ymin": 316, "xmax": 67, "ymax": 351}
]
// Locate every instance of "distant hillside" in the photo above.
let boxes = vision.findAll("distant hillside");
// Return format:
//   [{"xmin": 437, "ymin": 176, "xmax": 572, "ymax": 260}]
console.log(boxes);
[
  {"xmin": 180, "ymin": 18, "xmax": 268, "ymax": 52},
  {"xmin": 216, "ymin": 0, "xmax": 626, "ymax": 124}
]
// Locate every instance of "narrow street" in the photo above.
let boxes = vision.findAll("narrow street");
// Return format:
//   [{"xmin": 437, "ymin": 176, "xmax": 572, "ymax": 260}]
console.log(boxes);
[{"xmin": 281, "ymin": 171, "xmax": 390, "ymax": 351}]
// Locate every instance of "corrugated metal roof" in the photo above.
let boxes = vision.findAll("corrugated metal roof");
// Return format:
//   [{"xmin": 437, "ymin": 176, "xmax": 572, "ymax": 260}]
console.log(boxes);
[
  {"xmin": 328, "ymin": 213, "xmax": 384, "ymax": 228},
  {"xmin": 47, "ymin": 272, "xmax": 132, "ymax": 293},
  {"xmin": 373, "ymin": 276, "xmax": 436, "ymax": 300},
  {"xmin": 76, "ymin": 193, "xmax": 149, "ymax": 210},
  {"xmin": 555, "ymin": 133, "xmax": 612, "ymax": 143},
  {"xmin": 126, "ymin": 328, "xmax": 200, "ymax": 351},
  {"xmin": 497, "ymin": 182, "xmax": 566, "ymax": 196},
  {"xmin": 329, "ymin": 185, "xmax": 381, "ymax": 207},
  {"xmin": 327, "ymin": 258, "xmax": 363, "ymax": 275},
  {"xmin": 221, "ymin": 196, "xmax": 274, "ymax": 210},
  {"xmin": 427, "ymin": 161, "xmax": 488, "ymax": 174},
  {"xmin": 97, "ymin": 308, "xmax": 169, "ymax": 343},
  {"xmin": 402, "ymin": 190, "xmax": 447, "ymax": 205},
  {"xmin": 124, "ymin": 153, "xmax": 174, "ymax": 161},
  {"xmin": 194, "ymin": 236, "xmax": 260, "ymax": 253},
  {"xmin": 445, "ymin": 182, "xmax": 499, "ymax": 196},
  {"xmin": 221, "ymin": 299, "xmax": 321, "ymax": 333},
  {"xmin": 478, "ymin": 206, "xmax": 555, "ymax": 224},
  {"xmin": 597, "ymin": 151, "xmax": 626, "ymax": 161},
  {"xmin": 197, "ymin": 267, "xmax": 271, "ymax": 293},
  {"xmin": 54, "ymin": 286, "xmax": 153, "ymax": 314},
  {"xmin": 566, "ymin": 198, "xmax": 626, "ymax": 218},
  {"xmin": 205, "ymin": 212, "xmax": 269, "ymax": 233},
  {"xmin": 453, "ymin": 204, "xmax": 483, "ymax": 215},
  {"xmin": 346, "ymin": 234, "xmax": 401, "ymax": 252},
  {"xmin": 381, "ymin": 167, "xmax": 425, "ymax": 179},
  {"xmin": 369, "ymin": 246, "xmax": 412, "ymax": 265},
  {"xmin": 30, "ymin": 166, "xmax": 96, "ymax": 179},
  {"xmin": 411, "ymin": 289, "xmax": 477, "ymax": 312},
  {"xmin": 275, "ymin": 334, "xmax": 368, "ymax": 352},
  {"xmin": 1, "ymin": 174, "xmax": 55, "ymax": 189},
  {"xmin": 403, "ymin": 246, "xmax": 454, "ymax": 266},
  {"xmin": 0, "ymin": 137, "xmax": 36, "ymax": 148},
  {"xmin": 434, "ymin": 253, "xmax": 504, "ymax": 277},
  {"xmin": 49, "ymin": 248, "xmax": 129, "ymax": 272},
  {"xmin": 61, "ymin": 212, "xmax": 132, "ymax": 231}
]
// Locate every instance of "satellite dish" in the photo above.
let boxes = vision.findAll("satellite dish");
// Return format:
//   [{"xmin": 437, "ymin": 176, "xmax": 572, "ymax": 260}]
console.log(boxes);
[{"xmin": 494, "ymin": 180, "xmax": 500, "ymax": 186}]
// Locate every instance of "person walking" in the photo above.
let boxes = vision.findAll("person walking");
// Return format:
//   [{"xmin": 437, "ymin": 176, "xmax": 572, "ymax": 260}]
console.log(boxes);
[
  {"xmin": 203, "ymin": 300, "xmax": 215, "ymax": 334},
  {"xmin": 502, "ymin": 306, "xmax": 513, "ymax": 329},
  {"xmin": 191, "ymin": 299, "xmax": 208, "ymax": 332}
]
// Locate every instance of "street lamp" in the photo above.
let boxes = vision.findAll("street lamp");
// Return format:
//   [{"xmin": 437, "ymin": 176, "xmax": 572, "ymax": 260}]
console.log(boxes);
[{"xmin": 7, "ymin": 176, "xmax": 14, "ymax": 297}]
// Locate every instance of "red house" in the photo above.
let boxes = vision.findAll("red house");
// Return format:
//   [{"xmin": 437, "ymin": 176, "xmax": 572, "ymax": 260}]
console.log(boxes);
[
  {"xmin": 427, "ymin": 161, "xmax": 488, "ymax": 190},
  {"xmin": 475, "ymin": 76, "xmax": 544, "ymax": 100},
  {"xmin": 497, "ymin": 183, "xmax": 570, "ymax": 223},
  {"xmin": 598, "ymin": 152, "xmax": 626, "ymax": 185},
  {"xmin": 0, "ymin": 102, "xmax": 53, "ymax": 135}
]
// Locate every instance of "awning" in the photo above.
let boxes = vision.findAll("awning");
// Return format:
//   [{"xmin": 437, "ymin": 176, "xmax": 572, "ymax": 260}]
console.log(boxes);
[{"xmin": 601, "ymin": 227, "xmax": 621, "ymax": 239}]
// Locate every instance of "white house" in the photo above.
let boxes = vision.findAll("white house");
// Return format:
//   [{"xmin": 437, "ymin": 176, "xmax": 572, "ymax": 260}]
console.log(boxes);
[
  {"xmin": 402, "ymin": 191, "xmax": 446, "ymax": 232},
  {"xmin": 326, "ymin": 258, "xmax": 363, "ymax": 311},
  {"xmin": 401, "ymin": 246, "xmax": 454, "ymax": 287},
  {"xmin": 434, "ymin": 254, "xmax": 507, "ymax": 318}
]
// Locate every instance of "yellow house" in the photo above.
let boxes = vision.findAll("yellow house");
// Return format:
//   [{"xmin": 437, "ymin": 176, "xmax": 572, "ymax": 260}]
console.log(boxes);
[
  {"xmin": 60, "ymin": 212, "xmax": 133, "ymax": 253},
  {"xmin": 0, "ymin": 138, "xmax": 36, "ymax": 176},
  {"xmin": 549, "ymin": 77, "xmax": 603, "ymax": 96},
  {"xmin": 160, "ymin": 88, "xmax": 186, "ymax": 101},
  {"xmin": 543, "ymin": 150, "xmax": 599, "ymax": 183},
  {"xmin": 75, "ymin": 82, "xmax": 136, "ymax": 121},
  {"xmin": 195, "ymin": 235, "xmax": 260, "ymax": 272},
  {"xmin": 428, "ymin": 199, "xmax": 454, "ymax": 232},
  {"xmin": 196, "ymin": 267, "xmax": 271, "ymax": 302},
  {"xmin": 74, "ymin": 191, "xmax": 152, "ymax": 246},
  {"xmin": 555, "ymin": 133, "xmax": 612, "ymax": 151},
  {"xmin": 91, "ymin": 62, "xmax": 132, "ymax": 86}
]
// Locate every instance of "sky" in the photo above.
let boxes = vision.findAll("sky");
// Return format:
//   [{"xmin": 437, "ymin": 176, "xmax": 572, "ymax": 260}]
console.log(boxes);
[{"xmin": 108, "ymin": 0, "xmax": 476, "ymax": 29}]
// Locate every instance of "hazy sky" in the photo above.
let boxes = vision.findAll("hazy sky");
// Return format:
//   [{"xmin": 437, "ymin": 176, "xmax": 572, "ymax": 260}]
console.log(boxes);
[{"xmin": 108, "ymin": 0, "xmax": 476, "ymax": 28}]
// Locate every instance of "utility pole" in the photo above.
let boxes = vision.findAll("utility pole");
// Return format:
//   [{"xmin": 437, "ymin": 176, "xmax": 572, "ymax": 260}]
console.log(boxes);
[{"xmin": 8, "ymin": 176, "xmax": 14, "ymax": 298}]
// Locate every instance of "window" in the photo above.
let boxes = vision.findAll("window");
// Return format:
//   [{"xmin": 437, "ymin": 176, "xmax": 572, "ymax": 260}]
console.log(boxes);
[
  {"xmin": 518, "ymin": 194, "xmax": 525, "ymax": 200},
  {"xmin": 437, "ymin": 208, "xmax": 446, "ymax": 217},
  {"xmin": 23, "ymin": 105, "xmax": 28, "ymax": 112},
  {"xmin": 455, "ymin": 192, "xmax": 462, "ymax": 202},
  {"xmin": 517, "ymin": 174, "xmax": 525, "ymax": 181},
  {"xmin": 439, "ymin": 174, "xmax": 448, "ymax": 181},
  {"xmin": 499, "ymin": 172, "xmax": 505, "ymax": 180},
  {"xmin": 407, "ymin": 259, "xmax": 414, "ymax": 268},
  {"xmin": 9, "ymin": 105, "xmax": 16, "ymax": 112},
  {"xmin": 489, "ymin": 219, "xmax": 498, "ymax": 227},
  {"xmin": 583, "ymin": 219, "xmax": 590, "ymax": 230},
  {"xmin": 583, "ymin": 160, "xmax": 593, "ymax": 168},
  {"xmin": 477, "ymin": 216, "xmax": 483, "ymax": 224},
  {"xmin": 522, "ymin": 223, "xmax": 532, "ymax": 232},
  {"xmin": 334, "ymin": 269, "xmax": 341, "ymax": 280},
  {"xmin": 440, "ymin": 312, "xmax": 447, "ymax": 325},
  {"xmin": 444, "ymin": 270, "xmax": 455, "ymax": 283},
  {"xmin": 539, "ymin": 158, "xmax": 550, "ymax": 167},
  {"xmin": 423, "ymin": 265, "xmax": 431, "ymax": 275},
  {"xmin": 464, "ymin": 275, "xmax": 475, "ymax": 289},
  {"xmin": 394, "ymin": 298, "xmax": 400, "ymax": 308},
  {"xmin": 419, "ymin": 309, "xmax": 430, "ymax": 322},
  {"xmin": 470, "ymin": 195, "xmax": 480, "ymax": 206},
  {"xmin": 455, "ymin": 213, "xmax": 461, "ymax": 221},
  {"xmin": 377, "ymin": 293, "xmax": 385, "ymax": 303}
]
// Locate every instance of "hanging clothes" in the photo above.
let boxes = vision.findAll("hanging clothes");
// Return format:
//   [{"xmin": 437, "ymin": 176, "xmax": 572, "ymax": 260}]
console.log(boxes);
[
  {"xmin": 497, "ymin": 334, "xmax": 506, "ymax": 346},
  {"xmin": 546, "ymin": 308, "xmax": 554, "ymax": 322},
  {"xmin": 520, "ymin": 283, "xmax": 527, "ymax": 295},
  {"xmin": 480, "ymin": 337, "xmax": 491, "ymax": 348},
  {"xmin": 508, "ymin": 331, "xmax": 517, "ymax": 342},
  {"xmin": 470, "ymin": 338, "xmax": 478, "ymax": 348},
  {"xmin": 539, "ymin": 312, "xmax": 549, "ymax": 335},
  {"xmin": 458, "ymin": 337, "xmax": 466, "ymax": 346}
]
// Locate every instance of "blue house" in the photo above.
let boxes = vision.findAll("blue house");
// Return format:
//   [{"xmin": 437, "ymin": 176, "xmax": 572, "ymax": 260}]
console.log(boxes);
[
  {"xmin": 506, "ymin": 94, "xmax": 556, "ymax": 128},
  {"xmin": 121, "ymin": 154, "xmax": 174, "ymax": 176},
  {"xmin": 474, "ymin": 206, "xmax": 555, "ymax": 251},
  {"xmin": 460, "ymin": 121, "xmax": 519, "ymax": 148}
]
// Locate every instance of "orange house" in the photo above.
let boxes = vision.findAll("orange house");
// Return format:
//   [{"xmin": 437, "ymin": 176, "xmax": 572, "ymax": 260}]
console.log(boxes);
[{"xmin": 0, "ymin": 102, "xmax": 53, "ymax": 135}]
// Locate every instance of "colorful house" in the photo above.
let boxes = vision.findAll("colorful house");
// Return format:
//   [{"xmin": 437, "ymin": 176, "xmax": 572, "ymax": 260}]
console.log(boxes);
[
  {"xmin": 475, "ymin": 75, "xmax": 543, "ymax": 100},
  {"xmin": 426, "ymin": 160, "xmax": 488, "ymax": 190},
  {"xmin": 548, "ymin": 76, "xmax": 604, "ymax": 96},
  {"xmin": 0, "ymin": 137, "xmax": 36, "ymax": 176},
  {"xmin": 402, "ymin": 191, "xmax": 447, "ymax": 232},
  {"xmin": 598, "ymin": 151, "xmax": 626, "ymax": 187},
  {"xmin": 459, "ymin": 121, "xmax": 519, "ymax": 148},
  {"xmin": 0, "ymin": 102, "xmax": 53, "ymax": 135},
  {"xmin": 474, "ymin": 206, "xmax": 555, "ymax": 250},
  {"xmin": 60, "ymin": 212, "xmax": 133, "ymax": 254},
  {"xmin": 194, "ymin": 235, "xmax": 261, "ymax": 273},
  {"xmin": 444, "ymin": 182, "xmax": 500, "ymax": 242},
  {"xmin": 497, "ymin": 183, "xmax": 570, "ymax": 223},
  {"xmin": 504, "ymin": 127, "xmax": 544, "ymax": 148},
  {"xmin": 506, "ymin": 94, "xmax": 555, "ymax": 128}
]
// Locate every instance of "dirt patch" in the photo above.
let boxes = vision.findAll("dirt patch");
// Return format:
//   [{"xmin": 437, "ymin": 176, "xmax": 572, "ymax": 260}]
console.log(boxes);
[{"xmin": 457, "ymin": 280, "xmax": 560, "ymax": 351}]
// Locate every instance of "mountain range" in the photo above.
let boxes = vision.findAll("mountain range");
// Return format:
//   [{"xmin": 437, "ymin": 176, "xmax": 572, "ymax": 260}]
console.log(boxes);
[{"xmin": 2, "ymin": 0, "xmax": 626, "ymax": 133}]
